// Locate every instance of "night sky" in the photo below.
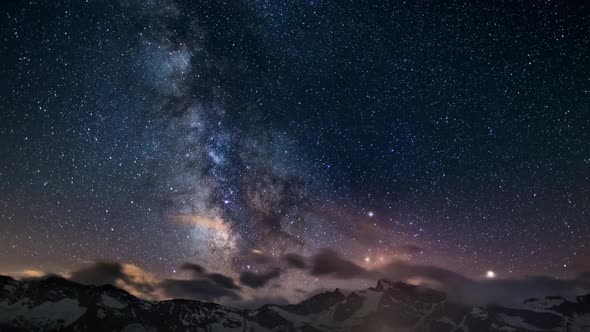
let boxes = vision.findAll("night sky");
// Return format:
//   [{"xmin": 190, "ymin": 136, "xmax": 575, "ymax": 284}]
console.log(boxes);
[{"xmin": 1, "ymin": 0, "xmax": 589, "ymax": 302}]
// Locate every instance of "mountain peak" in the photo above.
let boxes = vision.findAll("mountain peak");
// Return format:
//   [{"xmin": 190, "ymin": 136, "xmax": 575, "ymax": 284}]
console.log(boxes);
[
  {"xmin": 374, "ymin": 279, "xmax": 411, "ymax": 292},
  {"xmin": 281, "ymin": 288, "xmax": 346, "ymax": 316},
  {"xmin": 0, "ymin": 275, "xmax": 15, "ymax": 283}
]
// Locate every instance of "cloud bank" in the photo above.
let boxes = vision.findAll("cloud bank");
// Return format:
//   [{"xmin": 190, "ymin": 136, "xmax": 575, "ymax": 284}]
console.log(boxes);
[
  {"xmin": 284, "ymin": 250, "xmax": 590, "ymax": 306},
  {"xmin": 18, "ymin": 250, "xmax": 590, "ymax": 308}
]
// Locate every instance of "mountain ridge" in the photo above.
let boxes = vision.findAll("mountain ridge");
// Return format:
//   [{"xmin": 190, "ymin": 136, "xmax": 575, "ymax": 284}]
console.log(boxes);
[{"xmin": 1, "ymin": 274, "xmax": 589, "ymax": 331}]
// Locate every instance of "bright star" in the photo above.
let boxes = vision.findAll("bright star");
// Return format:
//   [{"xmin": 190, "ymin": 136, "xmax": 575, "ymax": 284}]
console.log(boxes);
[{"xmin": 486, "ymin": 270, "xmax": 496, "ymax": 278}]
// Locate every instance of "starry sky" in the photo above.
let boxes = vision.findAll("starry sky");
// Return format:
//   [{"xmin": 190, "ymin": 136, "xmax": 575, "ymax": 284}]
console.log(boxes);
[{"xmin": 1, "ymin": 0, "xmax": 589, "ymax": 301}]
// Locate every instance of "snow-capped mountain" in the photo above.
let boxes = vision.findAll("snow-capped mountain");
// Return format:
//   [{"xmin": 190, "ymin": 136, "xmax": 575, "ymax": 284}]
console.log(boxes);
[{"xmin": 1, "ymin": 275, "xmax": 589, "ymax": 331}]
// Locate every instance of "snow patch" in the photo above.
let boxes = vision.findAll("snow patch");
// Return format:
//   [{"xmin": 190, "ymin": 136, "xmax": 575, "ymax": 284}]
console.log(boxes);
[
  {"xmin": 350, "ymin": 289, "xmax": 382, "ymax": 318},
  {"xmin": 0, "ymin": 298, "xmax": 86, "ymax": 328},
  {"xmin": 3, "ymin": 283, "xmax": 17, "ymax": 293},
  {"xmin": 524, "ymin": 298, "xmax": 565, "ymax": 312},
  {"xmin": 101, "ymin": 293, "xmax": 126, "ymax": 309},
  {"xmin": 470, "ymin": 307, "xmax": 488, "ymax": 319},
  {"xmin": 122, "ymin": 323, "xmax": 157, "ymax": 332},
  {"xmin": 97, "ymin": 309, "xmax": 106, "ymax": 319},
  {"xmin": 497, "ymin": 313, "xmax": 544, "ymax": 331}
]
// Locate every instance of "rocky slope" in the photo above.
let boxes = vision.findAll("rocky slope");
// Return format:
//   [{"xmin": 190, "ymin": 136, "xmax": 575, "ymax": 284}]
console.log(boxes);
[{"xmin": 1, "ymin": 275, "xmax": 589, "ymax": 331}]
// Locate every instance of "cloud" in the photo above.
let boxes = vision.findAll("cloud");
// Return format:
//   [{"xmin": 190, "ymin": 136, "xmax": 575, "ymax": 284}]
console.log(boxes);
[
  {"xmin": 67, "ymin": 261, "xmax": 240, "ymax": 302},
  {"xmin": 365, "ymin": 260, "xmax": 590, "ymax": 306},
  {"xmin": 206, "ymin": 273, "xmax": 240, "ymax": 290},
  {"xmin": 69, "ymin": 262, "xmax": 159, "ymax": 299},
  {"xmin": 13, "ymin": 269, "xmax": 48, "ymax": 279},
  {"xmin": 379, "ymin": 260, "xmax": 470, "ymax": 291},
  {"xmin": 70, "ymin": 262, "xmax": 123, "ymax": 285},
  {"xmin": 463, "ymin": 275, "xmax": 590, "ymax": 306},
  {"xmin": 70, "ymin": 261, "xmax": 124, "ymax": 285},
  {"xmin": 57, "ymin": 252, "xmax": 590, "ymax": 308},
  {"xmin": 239, "ymin": 268, "xmax": 281, "ymax": 288},
  {"xmin": 285, "ymin": 250, "xmax": 590, "ymax": 307},
  {"xmin": 282, "ymin": 253, "xmax": 307, "ymax": 269},
  {"xmin": 180, "ymin": 263, "xmax": 206, "ymax": 276},
  {"xmin": 181, "ymin": 263, "xmax": 240, "ymax": 290},
  {"xmin": 160, "ymin": 278, "xmax": 241, "ymax": 301},
  {"xmin": 309, "ymin": 249, "xmax": 368, "ymax": 279},
  {"xmin": 241, "ymin": 249, "xmax": 274, "ymax": 266},
  {"xmin": 227, "ymin": 295, "xmax": 291, "ymax": 309},
  {"xmin": 160, "ymin": 262, "xmax": 241, "ymax": 301}
]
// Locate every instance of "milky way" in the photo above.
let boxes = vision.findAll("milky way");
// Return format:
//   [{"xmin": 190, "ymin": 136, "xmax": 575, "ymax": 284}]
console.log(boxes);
[{"xmin": 0, "ymin": 0, "xmax": 589, "ymax": 301}]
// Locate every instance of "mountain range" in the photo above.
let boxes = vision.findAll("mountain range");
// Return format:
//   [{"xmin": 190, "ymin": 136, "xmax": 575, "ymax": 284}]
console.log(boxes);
[{"xmin": 1, "ymin": 275, "xmax": 589, "ymax": 331}]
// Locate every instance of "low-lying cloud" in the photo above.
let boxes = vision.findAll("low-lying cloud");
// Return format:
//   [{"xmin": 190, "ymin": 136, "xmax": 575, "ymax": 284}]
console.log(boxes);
[
  {"xmin": 280, "ymin": 250, "xmax": 590, "ymax": 307},
  {"xmin": 239, "ymin": 268, "xmax": 281, "ymax": 288},
  {"xmin": 282, "ymin": 253, "xmax": 307, "ymax": 269},
  {"xmin": 15, "ymin": 250, "xmax": 590, "ymax": 308},
  {"xmin": 69, "ymin": 261, "xmax": 159, "ymax": 299},
  {"xmin": 68, "ymin": 261, "xmax": 242, "ymax": 302},
  {"xmin": 308, "ymin": 249, "xmax": 368, "ymax": 279}
]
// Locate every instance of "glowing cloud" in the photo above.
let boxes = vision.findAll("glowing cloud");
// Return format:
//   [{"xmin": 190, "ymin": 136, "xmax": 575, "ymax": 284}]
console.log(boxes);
[{"xmin": 169, "ymin": 214, "xmax": 232, "ymax": 237}]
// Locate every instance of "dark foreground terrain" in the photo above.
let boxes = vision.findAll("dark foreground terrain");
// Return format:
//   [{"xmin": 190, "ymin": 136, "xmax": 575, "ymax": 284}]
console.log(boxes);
[{"xmin": 1, "ymin": 275, "xmax": 589, "ymax": 331}]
